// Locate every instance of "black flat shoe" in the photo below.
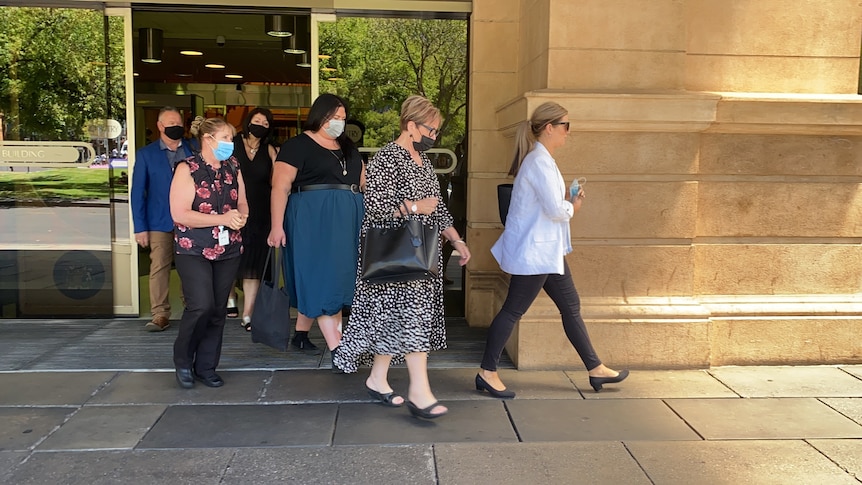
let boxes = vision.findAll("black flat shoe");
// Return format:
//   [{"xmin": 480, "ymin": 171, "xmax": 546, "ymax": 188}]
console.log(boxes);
[
  {"xmin": 475, "ymin": 373, "xmax": 516, "ymax": 399},
  {"xmin": 406, "ymin": 400, "xmax": 447, "ymax": 419},
  {"xmin": 193, "ymin": 371, "xmax": 224, "ymax": 388},
  {"xmin": 175, "ymin": 368, "xmax": 194, "ymax": 389},
  {"xmin": 589, "ymin": 369, "xmax": 629, "ymax": 392},
  {"xmin": 366, "ymin": 385, "xmax": 404, "ymax": 407},
  {"xmin": 291, "ymin": 335, "xmax": 322, "ymax": 356}
]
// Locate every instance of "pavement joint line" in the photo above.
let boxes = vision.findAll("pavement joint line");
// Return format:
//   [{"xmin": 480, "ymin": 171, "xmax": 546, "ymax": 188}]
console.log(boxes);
[
  {"xmin": 622, "ymin": 441, "xmax": 656, "ymax": 485},
  {"xmin": 706, "ymin": 368, "xmax": 744, "ymax": 398},
  {"xmin": 659, "ymin": 398, "xmax": 706, "ymax": 441},
  {"xmin": 501, "ymin": 400, "xmax": 523, "ymax": 442}
]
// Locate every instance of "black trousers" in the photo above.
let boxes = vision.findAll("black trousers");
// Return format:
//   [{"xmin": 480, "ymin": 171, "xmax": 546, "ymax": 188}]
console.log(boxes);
[
  {"xmin": 173, "ymin": 254, "xmax": 241, "ymax": 376},
  {"xmin": 480, "ymin": 259, "xmax": 602, "ymax": 372}
]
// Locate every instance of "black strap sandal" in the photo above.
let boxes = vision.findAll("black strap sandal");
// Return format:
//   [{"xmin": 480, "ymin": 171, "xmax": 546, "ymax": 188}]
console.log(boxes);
[
  {"xmin": 240, "ymin": 316, "xmax": 251, "ymax": 331},
  {"xmin": 366, "ymin": 385, "xmax": 404, "ymax": 407}
]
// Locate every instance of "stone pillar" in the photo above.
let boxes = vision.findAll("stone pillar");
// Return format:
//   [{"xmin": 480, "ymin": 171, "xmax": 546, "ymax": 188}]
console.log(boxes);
[{"xmin": 467, "ymin": 0, "xmax": 862, "ymax": 369}]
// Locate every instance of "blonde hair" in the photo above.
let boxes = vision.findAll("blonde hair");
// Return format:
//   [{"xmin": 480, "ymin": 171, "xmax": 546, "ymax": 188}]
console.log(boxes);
[
  {"xmin": 399, "ymin": 95, "xmax": 441, "ymax": 131},
  {"xmin": 189, "ymin": 116, "xmax": 235, "ymax": 141},
  {"xmin": 508, "ymin": 101, "xmax": 568, "ymax": 176}
]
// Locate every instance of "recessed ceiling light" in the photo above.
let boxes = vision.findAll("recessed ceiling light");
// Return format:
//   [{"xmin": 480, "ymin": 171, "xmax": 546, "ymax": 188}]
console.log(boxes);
[
  {"xmin": 176, "ymin": 73, "xmax": 193, "ymax": 77},
  {"xmin": 320, "ymin": 67, "xmax": 336, "ymax": 72},
  {"xmin": 205, "ymin": 63, "xmax": 226, "ymax": 69},
  {"xmin": 180, "ymin": 50, "xmax": 203, "ymax": 56},
  {"xmin": 225, "ymin": 74, "xmax": 243, "ymax": 79},
  {"xmin": 327, "ymin": 77, "xmax": 344, "ymax": 81},
  {"xmin": 318, "ymin": 54, "xmax": 332, "ymax": 60},
  {"xmin": 133, "ymin": 72, "xmax": 139, "ymax": 77}
]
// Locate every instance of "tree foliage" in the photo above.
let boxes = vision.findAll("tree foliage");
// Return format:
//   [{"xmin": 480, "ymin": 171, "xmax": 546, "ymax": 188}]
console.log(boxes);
[
  {"xmin": 0, "ymin": 7, "xmax": 125, "ymax": 141},
  {"xmin": 318, "ymin": 18, "xmax": 467, "ymax": 150}
]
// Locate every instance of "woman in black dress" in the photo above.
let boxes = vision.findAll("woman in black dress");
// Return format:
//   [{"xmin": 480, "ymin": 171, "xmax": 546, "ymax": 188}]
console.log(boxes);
[{"xmin": 230, "ymin": 108, "xmax": 278, "ymax": 330}]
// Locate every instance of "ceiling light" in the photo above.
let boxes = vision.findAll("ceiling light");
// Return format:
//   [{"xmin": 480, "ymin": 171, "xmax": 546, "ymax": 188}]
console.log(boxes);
[
  {"xmin": 176, "ymin": 73, "xmax": 193, "ymax": 77},
  {"xmin": 139, "ymin": 28, "xmax": 163, "ymax": 64},
  {"xmin": 265, "ymin": 15, "xmax": 292, "ymax": 37},
  {"xmin": 320, "ymin": 67, "xmax": 336, "ymax": 72},
  {"xmin": 318, "ymin": 54, "xmax": 332, "ymax": 60},
  {"xmin": 180, "ymin": 50, "xmax": 203, "ymax": 56},
  {"xmin": 296, "ymin": 52, "xmax": 311, "ymax": 68},
  {"xmin": 205, "ymin": 63, "xmax": 226, "ymax": 69},
  {"xmin": 327, "ymin": 77, "xmax": 344, "ymax": 81},
  {"xmin": 225, "ymin": 74, "xmax": 243, "ymax": 79}
]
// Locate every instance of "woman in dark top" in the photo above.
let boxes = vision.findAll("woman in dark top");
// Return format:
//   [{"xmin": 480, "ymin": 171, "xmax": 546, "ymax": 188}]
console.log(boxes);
[
  {"xmin": 268, "ymin": 94, "xmax": 365, "ymax": 360},
  {"xmin": 170, "ymin": 116, "xmax": 248, "ymax": 389},
  {"xmin": 230, "ymin": 108, "xmax": 278, "ymax": 330}
]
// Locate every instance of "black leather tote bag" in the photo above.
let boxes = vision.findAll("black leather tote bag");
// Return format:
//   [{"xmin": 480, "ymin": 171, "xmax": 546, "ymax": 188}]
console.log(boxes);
[
  {"xmin": 497, "ymin": 183, "xmax": 513, "ymax": 226},
  {"xmin": 251, "ymin": 248, "xmax": 292, "ymax": 351},
  {"xmin": 360, "ymin": 203, "xmax": 440, "ymax": 284}
]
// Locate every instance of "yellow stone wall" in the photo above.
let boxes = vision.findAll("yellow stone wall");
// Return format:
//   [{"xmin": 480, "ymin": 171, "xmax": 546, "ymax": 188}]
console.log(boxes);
[{"xmin": 467, "ymin": 0, "xmax": 862, "ymax": 369}]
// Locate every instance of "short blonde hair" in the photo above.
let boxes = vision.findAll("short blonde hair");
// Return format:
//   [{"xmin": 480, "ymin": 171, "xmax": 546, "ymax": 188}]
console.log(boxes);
[{"xmin": 399, "ymin": 95, "xmax": 441, "ymax": 131}]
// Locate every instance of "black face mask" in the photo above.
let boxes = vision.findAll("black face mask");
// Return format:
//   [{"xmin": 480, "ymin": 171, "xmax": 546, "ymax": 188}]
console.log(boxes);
[
  {"xmin": 164, "ymin": 125, "xmax": 184, "ymax": 141},
  {"xmin": 247, "ymin": 123, "xmax": 269, "ymax": 139},
  {"xmin": 412, "ymin": 135, "xmax": 435, "ymax": 153}
]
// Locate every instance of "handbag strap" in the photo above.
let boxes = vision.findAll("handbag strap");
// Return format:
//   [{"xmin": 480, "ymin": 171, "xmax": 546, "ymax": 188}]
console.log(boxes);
[{"xmin": 260, "ymin": 247, "xmax": 280, "ymax": 284}]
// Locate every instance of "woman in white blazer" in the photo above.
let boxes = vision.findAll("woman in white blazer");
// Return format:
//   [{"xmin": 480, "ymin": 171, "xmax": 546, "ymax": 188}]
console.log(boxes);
[{"xmin": 477, "ymin": 102, "xmax": 628, "ymax": 398}]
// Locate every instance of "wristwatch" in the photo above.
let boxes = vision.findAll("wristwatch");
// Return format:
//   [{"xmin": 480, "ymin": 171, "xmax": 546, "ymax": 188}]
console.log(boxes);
[{"xmin": 411, "ymin": 203, "xmax": 418, "ymax": 213}]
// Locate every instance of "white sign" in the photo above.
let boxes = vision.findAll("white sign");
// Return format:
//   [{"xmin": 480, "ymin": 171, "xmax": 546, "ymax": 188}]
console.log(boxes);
[{"xmin": 85, "ymin": 119, "xmax": 123, "ymax": 139}]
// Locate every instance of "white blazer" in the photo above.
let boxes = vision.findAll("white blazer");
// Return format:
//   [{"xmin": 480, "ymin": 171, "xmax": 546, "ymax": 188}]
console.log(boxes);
[{"xmin": 491, "ymin": 142, "xmax": 574, "ymax": 275}]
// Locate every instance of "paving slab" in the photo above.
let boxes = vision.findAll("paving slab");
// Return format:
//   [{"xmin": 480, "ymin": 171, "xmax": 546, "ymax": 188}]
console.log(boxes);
[
  {"xmin": 665, "ymin": 398, "xmax": 862, "ymax": 440},
  {"xmin": 807, "ymin": 439, "xmax": 862, "ymax": 481},
  {"xmin": 709, "ymin": 365, "xmax": 862, "ymax": 398},
  {"xmin": 841, "ymin": 364, "xmax": 862, "ymax": 380},
  {"xmin": 138, "ymin": 403, "xmax": 337, "ymax": 449},
  {"xmin": 334, "ymin": 401, "xmax": 517, "ymax": 445},
  {"xmin": 37, "ymin": 405, "xmax": 166, "ymax": 451},
  {"xmin": 4, "ymin": 449, "xmax": 234, "ymax": 485},
  {"xmin": 506, "ymin": 399, "xmax": 699, "ymax": 442},
  {"xmin": 0, "ymin": 451, "xmax": 26, "ymax": 483},
  {"xmin": 223, "ymin": 445, "xmax": 436, "ymax": 484},
  {"xmin": 263, "ymin": 369, "xmax": 370, "ymax": 403},
  {"xmin": 567, "ymin": 369, "xmax": 738, "ymax": 399},
  {"xmin": 435, "ymin": 441, "xmax": 651, "ymax": 485},
  {"xmin": 820, "ymin": 398, "xmax": 862, "ymax": 426},
  {"xmin": 626, "ymin": 440, "xmax": 858, "ymax": 485},
  {"xmin": 88, "ymin": 371, "xmax": 269, "ymax": 404},
  {"xmin": 0, "ymin": 407, "xmax": 73, "ymax": 451},
  {"xmin": 0, "ymin": 372, "xmax": 116, "ymax": 405}
]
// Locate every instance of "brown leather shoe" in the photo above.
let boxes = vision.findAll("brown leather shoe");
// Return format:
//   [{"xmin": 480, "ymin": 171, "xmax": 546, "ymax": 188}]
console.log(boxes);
[{"xmin": 144, "ymin": 316, "xmax": 170, "ymax": 332}]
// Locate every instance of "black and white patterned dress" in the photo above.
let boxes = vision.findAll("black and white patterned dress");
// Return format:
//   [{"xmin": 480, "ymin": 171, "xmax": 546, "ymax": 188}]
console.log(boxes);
[{"xmin": 334, "ymin": 142, "xmax": 454, "ymax": 372}]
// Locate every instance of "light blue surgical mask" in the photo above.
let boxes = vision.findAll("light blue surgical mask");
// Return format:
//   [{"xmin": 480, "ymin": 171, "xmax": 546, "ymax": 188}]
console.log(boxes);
[
  {"xmin": 324, "ymin": 119, "xmax": 345, "ymax": 138},
  {"xmin": 212, "ymin": 140, "xmax": 234, "ymax": 161}
]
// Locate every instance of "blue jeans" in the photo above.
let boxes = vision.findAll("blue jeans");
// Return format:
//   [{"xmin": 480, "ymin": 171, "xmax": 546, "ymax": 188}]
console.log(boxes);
[{"xmin": 481, "ymin": 259, "xmax": 602, "ymax": 372}]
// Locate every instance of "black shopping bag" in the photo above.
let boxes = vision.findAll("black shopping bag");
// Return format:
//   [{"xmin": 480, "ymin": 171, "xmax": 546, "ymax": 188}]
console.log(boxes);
[{"xmin": 251, "ymin": 247, "xmax": 292, "ymax": 351}]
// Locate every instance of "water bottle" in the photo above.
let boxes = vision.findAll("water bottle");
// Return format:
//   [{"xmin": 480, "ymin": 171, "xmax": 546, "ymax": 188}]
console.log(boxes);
[{"xmin": 569, "ymin": 177, "xmax": 586, "ymax": 199}]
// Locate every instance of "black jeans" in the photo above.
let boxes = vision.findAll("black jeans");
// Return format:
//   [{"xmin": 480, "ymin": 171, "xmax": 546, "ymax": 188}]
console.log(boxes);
[
  {"xmin": 480, "ymin": 259, "xmax": 601, "ymax": 372},
  {"xmin": 173, "ymin": 254, "xmax": 241, "ymax": 376}
]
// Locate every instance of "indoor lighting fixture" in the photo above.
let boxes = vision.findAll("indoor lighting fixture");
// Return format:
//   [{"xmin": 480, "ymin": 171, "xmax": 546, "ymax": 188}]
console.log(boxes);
[
  {"xmin": 327, "ymin": 77, "xmax": 344, "ymax": 81},
  {"xmin": 318, "ymin": 54, "xmax": 332, "ymax": 60},
  {"xmin": 265, "ymin": 15, "xmax": 292, "ymax": 37},
  {"xmin": 180, "ymin": 50, "xmax": 203, "ymax": 56},
  {"xmin": 296, "ymin": 52, "xmax": 311, "ymax": 68},
  {"xmin": 139, "ymin": 28, "xmax": 163, "ymax": 64},
  {"xmin": 281, "ymin": 16, "xmax": 307, "ymax": 54},
  {"xmin": 205, "ymin": 63, "xmax": 226, "ymax": 69},
  {"xmin": 225, "ymin": 74, "xmax": 243, "ymax": 79},
  {"xmin": 321, "ymin": 67, "xmax": 336, "ymax": 72}
]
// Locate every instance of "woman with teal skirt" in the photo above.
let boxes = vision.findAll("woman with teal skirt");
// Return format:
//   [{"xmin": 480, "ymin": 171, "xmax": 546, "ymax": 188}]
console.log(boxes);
[{"xmin": 268, "ymin": 94, "xmax": 365, "ymax": 359}]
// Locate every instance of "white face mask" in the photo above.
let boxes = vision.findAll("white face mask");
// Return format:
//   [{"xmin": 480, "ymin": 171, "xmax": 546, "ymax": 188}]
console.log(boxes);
[{"xmin": 324, "ymin": 119, "xmax": 345, "ymax": 138}]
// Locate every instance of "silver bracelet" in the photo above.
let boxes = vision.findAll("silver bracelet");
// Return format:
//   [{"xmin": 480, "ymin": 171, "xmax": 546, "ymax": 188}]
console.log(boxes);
[{"xmin": 452, "ymin": 239, "xmax": 466, "ymax": 245}]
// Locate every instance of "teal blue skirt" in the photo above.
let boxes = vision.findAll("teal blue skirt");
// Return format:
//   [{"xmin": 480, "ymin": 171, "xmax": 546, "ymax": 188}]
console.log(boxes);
[{"xmin": 283, "ymin": 189, "xmax": 364, "ymax": 318}]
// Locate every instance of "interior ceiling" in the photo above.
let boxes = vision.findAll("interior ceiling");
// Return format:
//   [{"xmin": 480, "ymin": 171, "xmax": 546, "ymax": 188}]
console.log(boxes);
[{"xmin": 132, "ymin": 11, "xmax": 313, "ymax": 86}]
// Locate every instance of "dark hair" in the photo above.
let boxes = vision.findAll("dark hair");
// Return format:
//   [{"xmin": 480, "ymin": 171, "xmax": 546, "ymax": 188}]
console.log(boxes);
[
  {"xmin": 242, "ymin": 107, "xmax": 276, "ymax": 146},
  {"xmin": 303, "ymin": 93, "xmax": 356, "ymax": 154}
]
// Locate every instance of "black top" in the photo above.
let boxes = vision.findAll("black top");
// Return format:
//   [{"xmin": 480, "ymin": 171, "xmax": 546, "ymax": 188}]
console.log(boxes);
[
  {"xmin": 276, "ymin": 132, "xmax": 362, "ymax": 187},
  {"xmin": 232, "ymin": 133, "xmax": 272, "ymax": 228}
]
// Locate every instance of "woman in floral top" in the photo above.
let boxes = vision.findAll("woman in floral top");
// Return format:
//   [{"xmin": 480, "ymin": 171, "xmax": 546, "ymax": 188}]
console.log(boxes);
[{"xmin": 169, "ymin": 116, "xmax": 248, "ymax": 389}]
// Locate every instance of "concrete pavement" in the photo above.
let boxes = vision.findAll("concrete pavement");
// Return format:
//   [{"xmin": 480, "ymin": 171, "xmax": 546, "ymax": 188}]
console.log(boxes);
[{"xmin": 1, "ymin": 320, "xmax": 861, "ymax": 484}]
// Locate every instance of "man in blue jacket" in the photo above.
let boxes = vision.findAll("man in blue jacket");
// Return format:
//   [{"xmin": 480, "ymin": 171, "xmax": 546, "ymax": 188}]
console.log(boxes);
[{"xmin": 131, "ymin": 106, "xmax": 194, "ymax": 331}]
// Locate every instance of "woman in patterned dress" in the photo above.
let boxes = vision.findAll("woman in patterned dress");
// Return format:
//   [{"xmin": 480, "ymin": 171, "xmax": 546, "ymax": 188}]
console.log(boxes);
[
  {"xmin": 170, "ymin": 116, "xmax": 248, "ymax": 389},
  {"xmin": 334, "ymin": 96, "xmax": 471, "ymax": 419}
]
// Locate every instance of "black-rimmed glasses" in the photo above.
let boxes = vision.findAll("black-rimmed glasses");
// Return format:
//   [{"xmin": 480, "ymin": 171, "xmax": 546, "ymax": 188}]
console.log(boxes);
[
  {"xmin": 418, "ymin": 122, "xmax": 441, "ymax": 138},
  {"xmin": 552, "ymin": 121, "xmax": 570, "ymax": 132}
]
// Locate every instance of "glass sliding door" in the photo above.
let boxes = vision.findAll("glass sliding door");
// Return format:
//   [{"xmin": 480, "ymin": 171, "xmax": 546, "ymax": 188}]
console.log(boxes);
[{"xmin": 0, "ymin": 5, "xmax": 129, "ymax": 317}]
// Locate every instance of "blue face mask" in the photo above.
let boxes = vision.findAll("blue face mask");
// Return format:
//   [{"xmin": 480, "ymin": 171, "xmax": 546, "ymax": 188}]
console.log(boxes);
[{"xmin": 212, "ymin": 140, "xmax": 234, "ymax": 161}]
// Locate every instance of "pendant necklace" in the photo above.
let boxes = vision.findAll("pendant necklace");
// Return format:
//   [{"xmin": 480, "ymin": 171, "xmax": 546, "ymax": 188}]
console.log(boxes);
[
  {"xmin": 247, "ymin": 138, "xmax": 259, "ymax": 156},
  {"xmin": 329, "ymin": 148, "xmax": 347, "ymax": 176}
]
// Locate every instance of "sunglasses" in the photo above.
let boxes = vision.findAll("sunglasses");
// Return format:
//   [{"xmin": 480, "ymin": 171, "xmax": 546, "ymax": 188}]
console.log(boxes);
[{"xmin": 551, "ymin": 121, "xmax": 570, "ymax": 132}]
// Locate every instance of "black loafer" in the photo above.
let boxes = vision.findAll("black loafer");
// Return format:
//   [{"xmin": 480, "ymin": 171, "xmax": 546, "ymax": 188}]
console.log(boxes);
[
  {"xmin": 193, "ymin": 371, "xmax": 224, "ymax": 388},
  {"xmin": 175, "ymin": 368, "xmax": 194, "ymax": 389}
]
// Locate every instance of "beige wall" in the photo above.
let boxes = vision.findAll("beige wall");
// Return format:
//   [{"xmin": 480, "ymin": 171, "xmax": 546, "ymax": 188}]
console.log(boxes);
[{"xmin": 467, "ymin": 0, "xmax": 862, "ymax": 369}]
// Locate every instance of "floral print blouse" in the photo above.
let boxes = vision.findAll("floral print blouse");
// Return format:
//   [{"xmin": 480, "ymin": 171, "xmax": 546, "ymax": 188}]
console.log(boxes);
[{"xmin": 173, "ymin": 154, "xmax": 243, "ymax": 261}]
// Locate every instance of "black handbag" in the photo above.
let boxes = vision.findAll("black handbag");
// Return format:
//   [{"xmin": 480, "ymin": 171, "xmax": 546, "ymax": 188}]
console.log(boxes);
[
  {"xmin": 360, "ymin": 202, "xmax": 440, "ymax": 284},
  {"xmin": 498, "ymin": 183, "xmax": 513, "ymax": 226},
  {"xmin": 250, "ymin": 247, "xmax": 292, "ymax": 351}
]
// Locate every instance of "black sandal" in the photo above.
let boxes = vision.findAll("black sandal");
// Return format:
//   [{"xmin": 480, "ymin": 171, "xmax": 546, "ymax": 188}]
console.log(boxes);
[
  {"xmin": 406, "ymin": 400, "xmax": 447, "ymax": 419},
  {"xmin": 240, "ymin": 316, "xmax": 251, "ymax": 331},
  {"xmin": 366, "ymin": 385, "xmax": 404, "ymax": 407}
]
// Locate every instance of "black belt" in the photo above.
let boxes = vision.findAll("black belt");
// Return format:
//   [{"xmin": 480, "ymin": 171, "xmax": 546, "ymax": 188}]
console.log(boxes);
[{"xmin": 293, "ymin": 183, "xmax": 361, "ymax": 194}]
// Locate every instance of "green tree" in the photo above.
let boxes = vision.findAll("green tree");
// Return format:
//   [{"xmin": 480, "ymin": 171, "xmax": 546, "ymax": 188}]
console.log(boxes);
[
  {"xmin": 0, "ymin": 7, "xmax": 125, "ymax": 141},
  {"xmin": 319, "ymin": 17, "xmax": 467, "ymax": 150}
]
